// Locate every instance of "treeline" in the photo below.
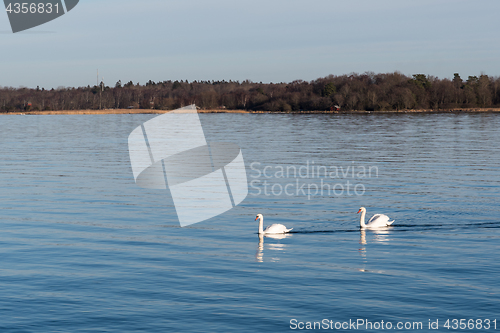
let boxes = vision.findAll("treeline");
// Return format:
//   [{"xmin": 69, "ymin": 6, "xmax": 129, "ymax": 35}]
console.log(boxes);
[{"xmin": 1, "ymin": 72, "xmax": 500, "ymax": 112}]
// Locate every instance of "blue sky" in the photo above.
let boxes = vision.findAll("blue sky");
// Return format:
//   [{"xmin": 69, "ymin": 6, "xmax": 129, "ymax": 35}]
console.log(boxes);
[{"xmin": 1, "ymin": 0, "xmax": 499, "ymax": 89}]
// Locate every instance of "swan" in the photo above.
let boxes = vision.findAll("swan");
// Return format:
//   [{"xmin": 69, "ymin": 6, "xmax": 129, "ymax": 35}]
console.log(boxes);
[
  {"xmin": 255, "ymin": 214, "xmax": 293, "ymax": 234},
  {"xmin": 357, "ymin": 207, "xmax": 394, "ymax": 229}
]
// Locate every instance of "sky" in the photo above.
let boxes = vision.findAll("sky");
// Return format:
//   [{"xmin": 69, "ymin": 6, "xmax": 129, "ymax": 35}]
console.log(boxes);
[{"xmin": 1, "ymin": 0, "xmax": 499, "ymax": 89}]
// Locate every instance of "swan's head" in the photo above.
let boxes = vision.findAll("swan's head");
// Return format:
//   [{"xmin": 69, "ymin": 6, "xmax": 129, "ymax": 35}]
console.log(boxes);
[
  {"xmin": 357, "ymin": 207, "xmax": 366, "ymax": 214},
  {"xmin": 255, "ymin": 213, "xmax": 263, "ymax": 221}
]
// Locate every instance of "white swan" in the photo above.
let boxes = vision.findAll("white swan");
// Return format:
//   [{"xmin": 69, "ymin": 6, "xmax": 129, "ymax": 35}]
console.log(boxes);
[
  {"xmin": 255, "ymin": 214, "xmax": 293, "ymax": 234},
  {"xmin": 357, "ymin": 207, "xmax": 394, "ymax": 229}
]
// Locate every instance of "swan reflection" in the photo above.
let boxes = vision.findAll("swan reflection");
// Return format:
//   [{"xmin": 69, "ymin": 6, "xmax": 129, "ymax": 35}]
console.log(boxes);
[
  {"xmin": 371, "ymin": 228, "xmax": 392, "ymax": 243},
  {"xmin": 255, "ymin": 233, "xmax": 292, "ymax": 262},
  {"xmin": 358, "ymin": 228, "xmax": 393, "ymax": 264},
  {"xmin": 256, "ymin": 234, "xmax": 264, "ymax": 262},
  {"xmin": 359, "ymin": 227, "xmax": 392, "ymax": 245},
  {"xmin": 359, "ymin": 229, "xmax": 367, "ymax": 259},
  {"xmin": 360, "ymin": 229, "xmax": 367, "ymax": 245}
]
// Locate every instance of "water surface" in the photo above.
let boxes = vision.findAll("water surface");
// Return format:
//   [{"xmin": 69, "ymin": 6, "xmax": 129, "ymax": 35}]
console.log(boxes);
[{"xmin": 0, "ymin": 113, "xmax": 499, "ymax": 332}]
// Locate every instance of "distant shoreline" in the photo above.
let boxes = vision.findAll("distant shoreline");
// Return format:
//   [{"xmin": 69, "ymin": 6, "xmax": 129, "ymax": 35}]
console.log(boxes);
[{"xmin": 2, "ymin": 108, "xmax": 500, "ymax": 115}]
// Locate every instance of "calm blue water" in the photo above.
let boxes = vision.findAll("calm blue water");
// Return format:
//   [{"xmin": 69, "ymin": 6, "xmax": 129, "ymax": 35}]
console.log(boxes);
[{"xmin": 0, "ymin": 113, "xmax": 499, "ymax": 332}]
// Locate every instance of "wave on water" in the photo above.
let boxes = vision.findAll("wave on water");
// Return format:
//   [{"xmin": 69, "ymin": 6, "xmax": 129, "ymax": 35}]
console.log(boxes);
[{"xmin": 286, "ymin": 220, "xmax": 500, "ymax": 234}]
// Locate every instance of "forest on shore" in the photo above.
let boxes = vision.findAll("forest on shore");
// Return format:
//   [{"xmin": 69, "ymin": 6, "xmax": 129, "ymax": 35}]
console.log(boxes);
[{"xmin": 1, "ymin": 72, "xmax": 500, "ymax": 112}]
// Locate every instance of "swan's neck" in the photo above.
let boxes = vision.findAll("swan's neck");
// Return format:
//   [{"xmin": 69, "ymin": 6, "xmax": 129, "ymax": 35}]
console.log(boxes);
[
  {"xmin": 258, "ymin": 216, "xmax": 264, "ymax": 234},
  {"xmin": 359, "ymin": 210, "xmax": 366, "ymax": 228}
]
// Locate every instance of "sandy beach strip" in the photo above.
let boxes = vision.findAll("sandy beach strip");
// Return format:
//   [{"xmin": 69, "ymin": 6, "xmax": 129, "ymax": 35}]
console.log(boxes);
[{"xmin": 3, "ymin": 108, "xmax": 500, "ymax": 115}]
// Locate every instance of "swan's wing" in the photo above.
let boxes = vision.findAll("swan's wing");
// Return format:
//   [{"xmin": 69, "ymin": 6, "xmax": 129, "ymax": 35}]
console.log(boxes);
[
  {"xmin": 264, "ymin": 224, "xmax": 291, "ymax": 234},
  {"xmin": 367, "ymin": 214, "xmax": 393, "ymax": 227},
  {"xmin": 367, "ymin": 214, "xmax": 388, "ymax": 224}
]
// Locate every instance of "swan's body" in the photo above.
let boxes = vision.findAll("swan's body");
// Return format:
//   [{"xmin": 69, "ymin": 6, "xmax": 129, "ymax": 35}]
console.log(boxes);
[
  {"xmin": 357, "ymin": 207, "xmax": 394, "ymax": 229},
  {"xmin": 255, "ymin": 214, "xmax": 293, "ymax": 234}
]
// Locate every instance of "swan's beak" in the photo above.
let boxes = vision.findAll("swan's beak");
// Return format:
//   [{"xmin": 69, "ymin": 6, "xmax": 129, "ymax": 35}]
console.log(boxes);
[
  {"xmin": 357, "ymin": 209, "xmax": 362, "ymax": 214},
  {"xmin": 255, "ymin": 216, "xmax": 258, "ymax": 221}
]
